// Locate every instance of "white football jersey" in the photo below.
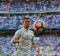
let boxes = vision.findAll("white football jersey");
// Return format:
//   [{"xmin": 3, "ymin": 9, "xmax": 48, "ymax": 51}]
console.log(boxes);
[{"xmin": 11, "ymin": 27, "xmax": 34, "ymax": 56}]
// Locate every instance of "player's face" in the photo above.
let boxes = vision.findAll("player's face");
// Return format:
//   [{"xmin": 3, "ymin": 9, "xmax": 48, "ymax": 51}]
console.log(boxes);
[{"xmin": 23, "ymin": 19, "xmax": 30, "ymax": 29}]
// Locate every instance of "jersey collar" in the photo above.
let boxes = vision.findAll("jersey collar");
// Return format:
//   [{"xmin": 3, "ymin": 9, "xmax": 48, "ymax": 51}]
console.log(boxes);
[{"xmin": 23, "ymin": 27, "xmax": 29, "ymax": 32}]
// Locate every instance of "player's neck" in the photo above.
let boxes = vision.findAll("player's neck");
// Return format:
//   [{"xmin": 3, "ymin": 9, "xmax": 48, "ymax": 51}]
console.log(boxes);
[{"xmin": 24, "ymin": 27, "xmax": 29, "ymax": 30}]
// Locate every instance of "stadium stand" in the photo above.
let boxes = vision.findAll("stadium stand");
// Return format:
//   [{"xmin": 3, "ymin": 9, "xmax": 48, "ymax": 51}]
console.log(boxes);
[{"xmin": 0, "ymin": 15, "xmax": 60, "ymax": 30}]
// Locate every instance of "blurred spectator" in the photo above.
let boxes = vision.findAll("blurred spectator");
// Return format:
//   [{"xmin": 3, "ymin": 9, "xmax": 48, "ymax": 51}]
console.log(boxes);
[{"xmin": 45, "ymin": 44, "xmax": 54, "ymax": 56}]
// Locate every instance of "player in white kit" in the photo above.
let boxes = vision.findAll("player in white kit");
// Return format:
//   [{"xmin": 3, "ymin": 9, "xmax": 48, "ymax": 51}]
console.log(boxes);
[{"xmin": 11, "ymin": 18, "xmax": 39, "ymax": 56}]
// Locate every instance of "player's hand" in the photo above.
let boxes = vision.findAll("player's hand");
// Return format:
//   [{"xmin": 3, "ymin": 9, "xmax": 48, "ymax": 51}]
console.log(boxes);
[
  {"xmin": 37, "ymin": 50, "xmax": 40, "ymax": 55},
  {"xmin": 19, "ymin": 39, "xmax": 25, "ymax": 43},
  {"xmin": 36, "ymin": 48, "xmax": 40, "ymax": 55}
]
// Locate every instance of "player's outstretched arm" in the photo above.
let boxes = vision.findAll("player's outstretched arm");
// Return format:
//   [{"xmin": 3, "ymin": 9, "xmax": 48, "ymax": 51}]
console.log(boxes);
[
  {"xmin": 32, "ymin": 43, "xmax": 37, "ymax": 50},
  {"xmin": 32, "ymin": 43, "xmax": 39, "ymax": 51},
  {"xmin": 31, "ymin": 37, "xmax": 39, "ymax": 51},
  {"xmin": 32, "ymin": 43, "xmax": 40, "ymax": 55}
]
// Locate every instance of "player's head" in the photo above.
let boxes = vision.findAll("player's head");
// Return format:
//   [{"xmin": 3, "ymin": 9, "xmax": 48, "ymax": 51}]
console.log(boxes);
[{"xmin": 23, "ymin": 18, "xmax": 30, "ymax": 29}]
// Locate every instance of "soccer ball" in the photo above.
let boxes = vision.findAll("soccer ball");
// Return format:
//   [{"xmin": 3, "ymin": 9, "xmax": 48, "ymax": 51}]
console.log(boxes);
[{"xmin": 33, "ymin": 20, "xmax": 45, "ymax": 32}]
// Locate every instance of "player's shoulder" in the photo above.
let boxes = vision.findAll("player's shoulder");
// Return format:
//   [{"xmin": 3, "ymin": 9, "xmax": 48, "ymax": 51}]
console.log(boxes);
[
  {"xmin": 15, "ymin": 28, "xmax": 23, "ymax": 33},
  {"xmin": 29, "ymin": 29, "xmax": 34, "ymax": 33}
]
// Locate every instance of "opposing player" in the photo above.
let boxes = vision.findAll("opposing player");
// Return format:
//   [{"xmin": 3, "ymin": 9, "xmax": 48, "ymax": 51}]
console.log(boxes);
[{"xmin": 11, "ymin": 18, "xmax": 39, "ymax": 56}]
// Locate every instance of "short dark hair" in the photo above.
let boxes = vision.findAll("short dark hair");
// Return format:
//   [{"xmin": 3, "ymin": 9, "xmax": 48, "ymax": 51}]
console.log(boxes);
[{"xmin": 23, "ymin": 18, "xmax": 30, "ymax": 21}]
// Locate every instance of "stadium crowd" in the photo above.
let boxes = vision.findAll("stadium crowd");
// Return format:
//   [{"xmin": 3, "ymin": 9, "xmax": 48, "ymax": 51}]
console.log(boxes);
[
  {"xmin": 0, "ymin": 0, "xmax": 60, "ymax": 12},
  {"xmin": 0, "ymin": 35, "xmax": 60, "ymax": 56},
  {"xmin": 0, "ymin": 15, "xmax": 60, "ymax": 30},
  {"xmin": 0, "ymin": 2, "xmax": 6, "ymax": 12},
  {"xmin": 9, "ymin": 0, "xmax": 60, "ymax": 12}
]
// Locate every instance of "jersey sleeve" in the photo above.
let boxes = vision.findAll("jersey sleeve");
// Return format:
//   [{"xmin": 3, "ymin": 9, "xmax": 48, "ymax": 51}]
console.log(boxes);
[{"xmin": 11, "ymin": 30, "xmax": 21, "ymax": 43}]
